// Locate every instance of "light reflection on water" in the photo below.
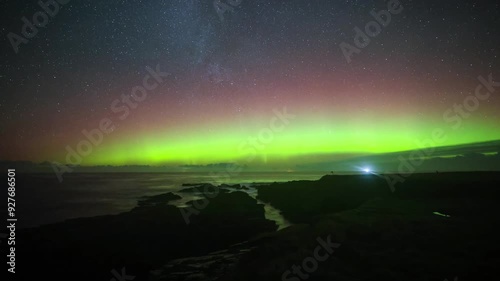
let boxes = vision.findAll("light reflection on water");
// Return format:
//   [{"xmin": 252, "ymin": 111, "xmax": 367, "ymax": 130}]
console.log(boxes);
[
  {"xmin": 18, "ymin": 172, "xmax": 325, "ymax": 228},
  {"xmin": 169, "ymin": 184, "xmax": 292, "ymax": 230}
]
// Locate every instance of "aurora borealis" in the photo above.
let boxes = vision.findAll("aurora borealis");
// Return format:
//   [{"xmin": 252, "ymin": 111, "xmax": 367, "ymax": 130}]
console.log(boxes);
[{"xmin": 1, "ymin": 0, "xmax": 500, "ymax": 169}]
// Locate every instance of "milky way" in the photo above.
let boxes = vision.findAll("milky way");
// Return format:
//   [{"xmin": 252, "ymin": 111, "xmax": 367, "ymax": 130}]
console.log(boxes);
[{"xmin": 1, "ymin": 0, "xmax": 499, "ymax": 168}]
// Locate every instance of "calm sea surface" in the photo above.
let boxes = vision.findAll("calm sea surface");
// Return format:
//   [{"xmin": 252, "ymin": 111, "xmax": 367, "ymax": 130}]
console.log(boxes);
[{"xmin": 16, "ymin": 172, "xmax": 328, "ymax": 229}]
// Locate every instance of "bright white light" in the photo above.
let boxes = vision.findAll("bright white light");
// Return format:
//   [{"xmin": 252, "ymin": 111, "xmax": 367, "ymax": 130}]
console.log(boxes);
[{"xmin": 362, "ymin": 168, "xmax": 371, "ymax": 173}]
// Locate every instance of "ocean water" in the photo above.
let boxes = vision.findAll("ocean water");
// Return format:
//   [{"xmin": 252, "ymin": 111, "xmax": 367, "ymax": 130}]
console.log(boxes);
[{"xmin": 16, "ymin": 172, "xmax": 327, "ymax": 229}]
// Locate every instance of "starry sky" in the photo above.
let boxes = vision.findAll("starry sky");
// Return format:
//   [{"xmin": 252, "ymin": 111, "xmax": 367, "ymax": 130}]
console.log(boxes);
[{"xmin": 1, "ymin": 0, "xmax": 499, "ymax": 169}]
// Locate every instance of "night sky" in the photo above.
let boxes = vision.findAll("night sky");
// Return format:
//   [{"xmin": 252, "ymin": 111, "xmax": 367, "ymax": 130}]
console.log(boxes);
[{"xmin": 1, "ymin": 0, "xmax": 499, "ymax": 169}]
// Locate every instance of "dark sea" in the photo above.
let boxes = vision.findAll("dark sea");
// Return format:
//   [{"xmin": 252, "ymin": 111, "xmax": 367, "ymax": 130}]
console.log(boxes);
[{"xmin": 16, "ymin": 172, "xmax": 328, "ymax": 229}]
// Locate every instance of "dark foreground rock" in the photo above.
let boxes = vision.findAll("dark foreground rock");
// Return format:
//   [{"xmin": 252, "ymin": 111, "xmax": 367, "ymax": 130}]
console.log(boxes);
[
  {"xmin": 179, "ymin": 184, "xmax": 230, "ymax": 194},
  {"xmin": 257, "ymin": 174, "xmax": 391, "ymax": 223},
  {"xmin": 219, "ymin": 183, "xmax": 249, "ymax": 190},
  {"xmin": 17, "ymin": 191, "xmax": 276, "ymax": 281},
  {"xmin": 220, "ymin": 172, "xmax": 500, "ymax": 281},
  {"xmin": 150, "ymin": 172, "xmax": 500, "ymax": 280},
  {"xmin": 135, "ymin": 192, "xmax": 181, "ymax": 209},
  {"xmin": 14, "ymin": 172, "xmax": 500, "ymax": 281},
  {"xmin": 150, "ymin": 241, "xmax": 254, "ymax": 281}
]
